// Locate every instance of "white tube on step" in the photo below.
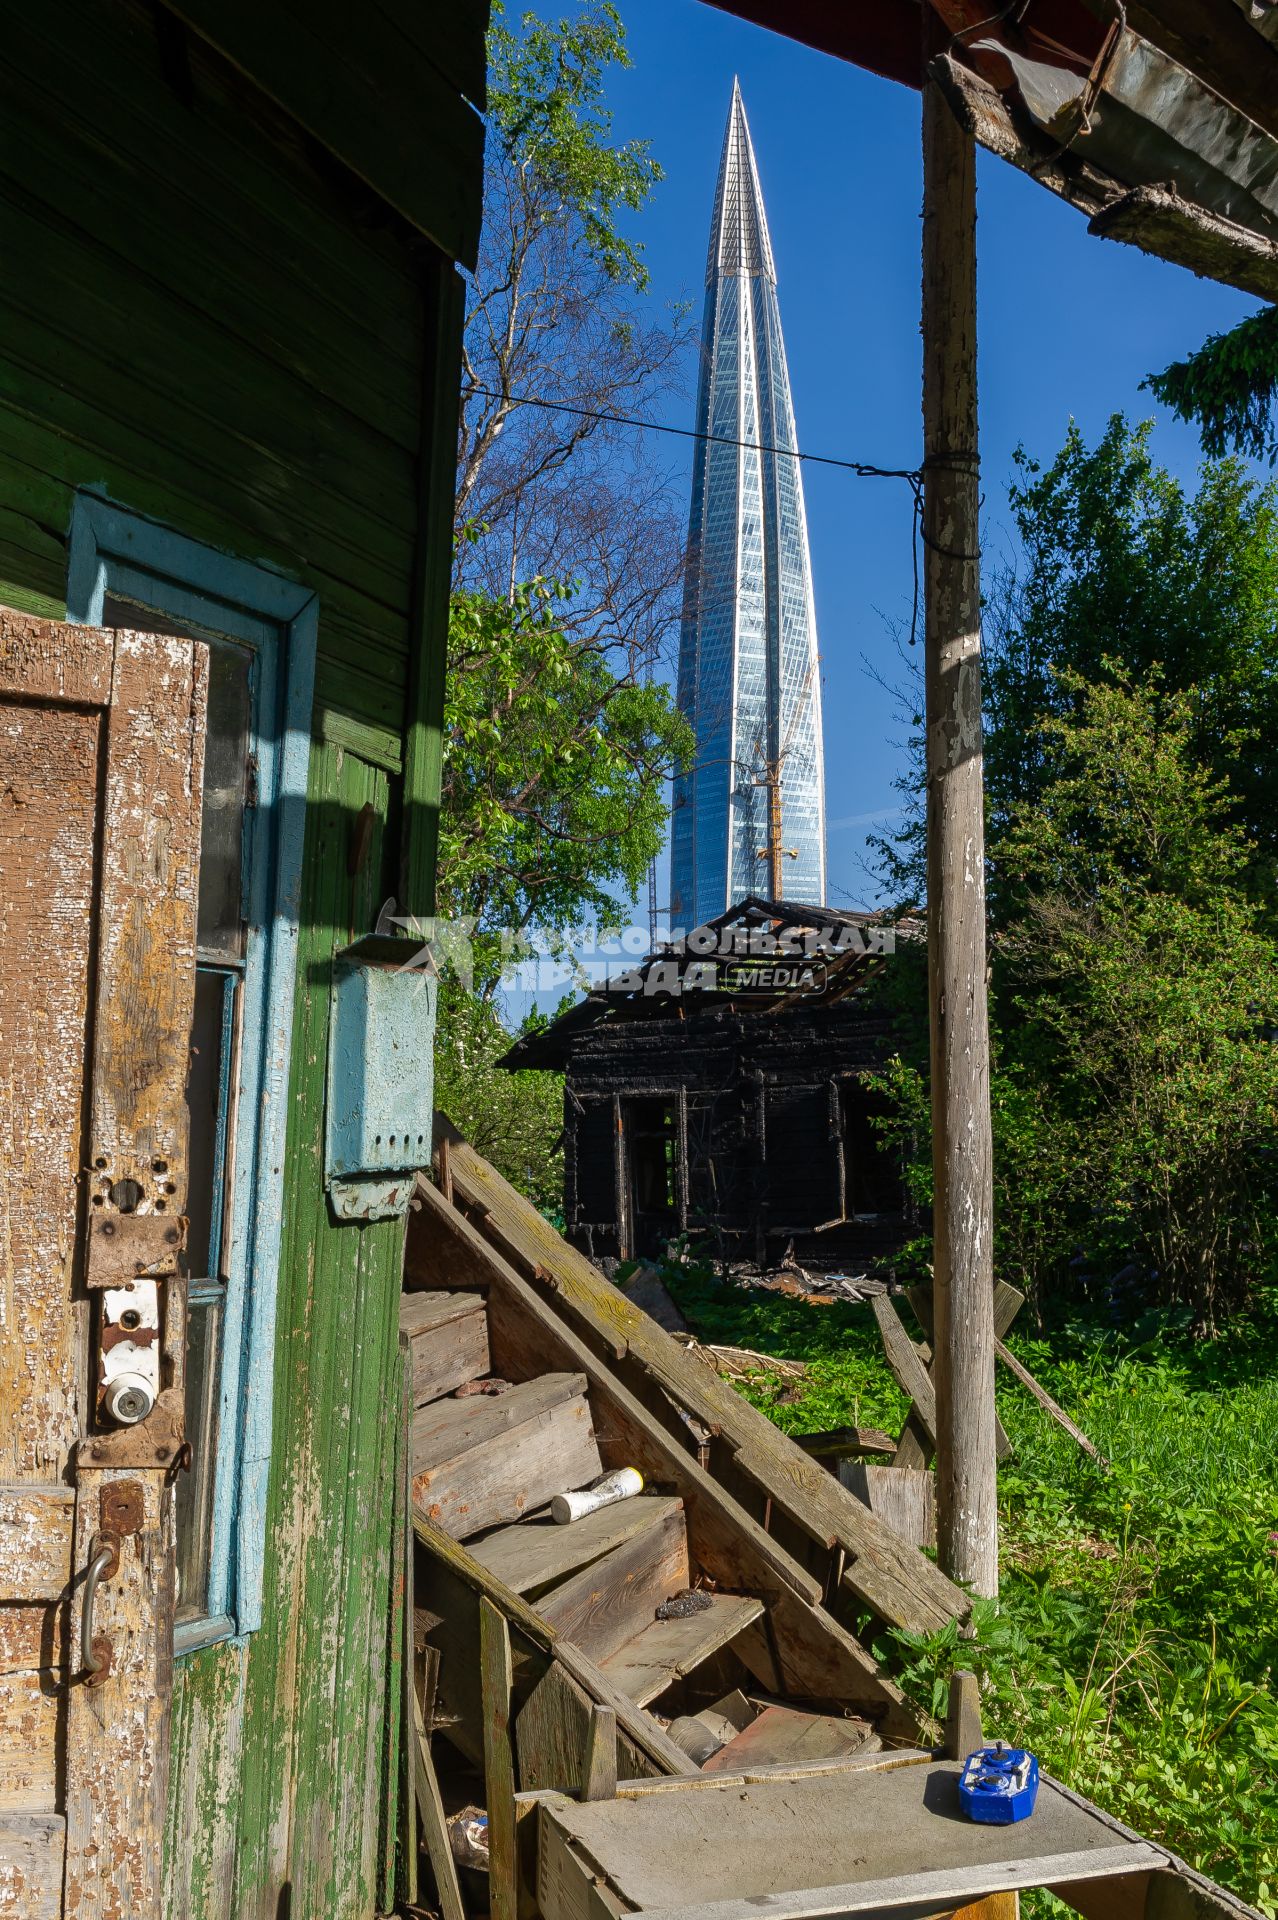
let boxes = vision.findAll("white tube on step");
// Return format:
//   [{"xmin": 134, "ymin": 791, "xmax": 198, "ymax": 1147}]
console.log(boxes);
[{"xmin": 550, "ymin": 1466, "xmax": 643, "ymax": 1525}]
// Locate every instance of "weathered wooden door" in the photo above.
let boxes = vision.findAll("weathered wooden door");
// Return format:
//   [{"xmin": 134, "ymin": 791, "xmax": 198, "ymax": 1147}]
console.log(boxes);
[{"xmin": 0, "ymin": 608, "xmax": 205, "ymax": 1918}]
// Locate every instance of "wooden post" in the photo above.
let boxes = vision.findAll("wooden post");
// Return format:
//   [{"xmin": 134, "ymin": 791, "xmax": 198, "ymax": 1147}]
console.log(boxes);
[
  {"xmin": 921, "ymin": 21, "xmax": 999, "ymax": 1599},
  {"xmin": 580, "ymin": 1703, "xmax": 618, "ymax": 1802},
  {"xmin": 480, "ymin": 1597, "xmax": 518, "ymax": 1920}
]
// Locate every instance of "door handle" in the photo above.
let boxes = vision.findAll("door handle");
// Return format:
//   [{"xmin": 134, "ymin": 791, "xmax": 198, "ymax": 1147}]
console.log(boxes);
[{"xmin": 81, "ymin": 1536, "xmax": 118, "ymax": 1685}]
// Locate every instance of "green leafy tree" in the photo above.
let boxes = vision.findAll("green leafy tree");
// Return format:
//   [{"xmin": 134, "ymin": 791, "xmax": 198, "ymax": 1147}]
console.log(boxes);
[
  {"xmin": 991, "ymin": 673, "xmax": 1278, "ymax": 1327},
  {"xmin": 1146, "ymin": 303, "xmax": 1278, "ymax": 468},
  {"xmin": 877, "ymin": 676, "xmax": 1278, "ymax": 1326},
  {"xmin": 984, "ymin": 418, "xmax": 1278, "ymax": 900},
  {"xmin": 438, "ymin": 575, "xmax": 691, "ymax": 987},
  {"xmin": 868, "ymin": 418, "xmax": 1278, "ymax": 1324},
  {"xmin": 871, "ymin": 418, "xmax": 1278, "ymax": 914}
]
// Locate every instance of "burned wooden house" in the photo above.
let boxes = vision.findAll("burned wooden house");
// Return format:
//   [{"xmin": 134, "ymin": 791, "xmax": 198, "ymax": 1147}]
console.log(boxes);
[{"xmin": 502, "ymin": 899, "xmax": 921, "ymax": 1272}]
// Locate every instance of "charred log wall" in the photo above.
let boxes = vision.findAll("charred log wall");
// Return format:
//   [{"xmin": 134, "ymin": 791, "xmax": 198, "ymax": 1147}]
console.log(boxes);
[{"xmin": 562, "ymin": 1001, "xmax": 913, "ymax": 1271}]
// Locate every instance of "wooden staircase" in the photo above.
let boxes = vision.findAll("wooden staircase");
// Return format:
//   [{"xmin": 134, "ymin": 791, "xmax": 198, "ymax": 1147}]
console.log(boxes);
[
  {"xmin": 396, "ymin": 1137, "xmax": 1264, "ymax": 1920},
  {"xmin": 403, "ymin": 1270, "xmax": 826, "ymax": 1760}
]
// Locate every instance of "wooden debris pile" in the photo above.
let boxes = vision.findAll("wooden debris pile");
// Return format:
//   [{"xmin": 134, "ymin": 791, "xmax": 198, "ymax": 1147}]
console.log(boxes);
[
  {"xmin": 389, "ymin": 1127, "xmax": 1255, "ymax": 1920},
  {"xmin": 394, "ymin": 1130, "xmax": 974, "ymax": 1916}
]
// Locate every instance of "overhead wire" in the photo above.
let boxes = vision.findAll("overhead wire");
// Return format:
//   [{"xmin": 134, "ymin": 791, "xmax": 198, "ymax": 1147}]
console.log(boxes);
[
  {"xmin": 466, "ymin": 384, "xmax": 920, "ymax": 482},
  {"xmin": 465, "ymin": 387, "xmax": 983, "ymax": 647}
]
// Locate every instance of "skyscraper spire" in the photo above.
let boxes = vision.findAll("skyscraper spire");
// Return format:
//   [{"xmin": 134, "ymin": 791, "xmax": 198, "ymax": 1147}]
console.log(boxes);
[
  {"xmin": 706, "ymin": 78, "xmax": 776, "ymax": 284},
  {"xmin": 670, "ymin": 83, "xmax": 826, "ymax": 927}
]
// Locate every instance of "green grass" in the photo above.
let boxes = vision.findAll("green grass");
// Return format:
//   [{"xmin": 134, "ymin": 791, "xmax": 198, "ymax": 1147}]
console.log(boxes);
[{"xmin": 658, "ymin": 1265, "xmax": 1278, "ymax": 1915}]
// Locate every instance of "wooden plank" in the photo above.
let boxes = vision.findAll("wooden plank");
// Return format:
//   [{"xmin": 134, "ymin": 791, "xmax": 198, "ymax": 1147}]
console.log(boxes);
[
  {"xmin": 534, "ymin": 1761, "xmax": 1168, "ymax": 1920},
  {"xmin": 414, "ymin": 1512, "xmax": 698, "ymax": 1780},
  {"xmin": 628, "ymin": 1847, "xmax": 1165, "ymax": 1920},
  {"xmin": 891, "ymin": 1413, "xmax": 933, "ymax": 1474},
  {"xmin": 0, "ymin": 1673, "xmax": 58, "ymax": 1810},
  {"xmin": 400, "ymin": 259, "xmax": 466, "ymax": 918},
  {"xmin": 83, "ymin": 629, "xmax": 206, "ymax": 1470},
  {"xmin": 400, "ymin": 1290, "xmax": 490, "ymax": 1405},
  {"xmin": 0, "ymin": 1813, "xmax": 64, "ymax": 1919},
  {"xmin": 396, "ymin": 1334, "xmax": 417, "ymax": 1910},
  {"xmin": 704, "ymin": 1706, "xmax": 879, "ymax": 1774},
  {"xmin": 163, "ymin": 0, "xmax": 486, "ymax": 265},
  {"xmin": 944, "ymin": 1671, "xmax": 983, "ymax": 1763},
  {"xmin": 412, "ymin": 1688, "xmax": 466, "ymax": 1920},
  {"xmin": 413, "ymin": 1374, "xmax": 602, "ymax": 1540},
  {"xmin": 600, "ymin": 1594, "xmax": 765, "ymax": 1708},
  {"xmin": 580, "ymin": 1705, "xmax": 617, "ymax": 1803},
  {"xmin": 1090, "ymin": 181, "xmax": 1278, "ymax": 306},
  {"xmin": 0, "ymin": 1491, "xmax": 73, "ymax": 1602},
  {"xmin": 539, "ymin": 1505, "xmax": 690, "ymax": 1666},
  {"xmin": 61, "ymin": 630, "xmax": 203, "ymax": 1917},
  {"xmin": 602, "ymin": 1750, "xmax": 938, "ymax": 1797},
  {"xmin": 0, "ymin": 1605, "xmax": 68, "ymax": 1677},
  {"xmin": 471, "ymin": 1496, "xmax": 685, "ymax": 1599},
  {"xmin": 899, "ymin": 1285, "xmax": 1016, "ymax": 1467},
  {"xmin": 516, "ymin": 1660, "xmax": 657, "ymax": 1795},
  {"xmin": 435, "ymin": 1145, "xmax": 967, "ymax": 1635},
  {"xmin": 0, "ymin": 608, "xmax": 112, "ymax": 705},
  {"xmin": 481, "ymin": 1598, "xmax": 518, "ymax": 1920},
  {"xmin": 420, "ymin": 1181, "xmax": 920, "ymax": 1738},
  {"xmin": 794, "ymin": 1429, "xmax": 897, "ymax": 1462},
  {"xmin": 994, "ymin": 1341, "xmax": 1108, "ymax": 1468},
  {"xmin": 872, "ymin": 1297, "xmax": 938, "ymax": 1445},
  {"xmin": 399, "ymin": 1288, "xmax": 486, "ymax": 1336},
  {"xmin": 992, "ymin": 1282, "xmax": 1026, "ymax": 1341},
  {"xmin": 0, "ymin": 687, "xmax": 103, "ymax": 1483},
  {"xmin": 842, "ymin": 1465, "xmax": 936, "ymax": 1552},
  {"xmin": 414, "ymin": 1372, "xmax": 589, "ymax": 1467}
]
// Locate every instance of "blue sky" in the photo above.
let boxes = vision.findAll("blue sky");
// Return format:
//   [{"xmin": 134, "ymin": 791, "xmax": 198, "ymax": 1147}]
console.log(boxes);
[{"xmin": 604, "ymin": 0, "xmax": 1265, "ymax": 913}]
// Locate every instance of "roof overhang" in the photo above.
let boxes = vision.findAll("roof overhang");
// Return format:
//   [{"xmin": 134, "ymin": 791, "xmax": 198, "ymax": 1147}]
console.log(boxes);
[{"xmin": 703, "ymin": 0, "xmax": 1278, "ymax": 301}]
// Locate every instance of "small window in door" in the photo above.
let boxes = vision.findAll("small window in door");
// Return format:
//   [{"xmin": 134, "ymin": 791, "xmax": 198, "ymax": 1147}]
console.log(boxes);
[{"xmin": 625, "ymin": 1097, "xmax": 680, "ymax": 1258}]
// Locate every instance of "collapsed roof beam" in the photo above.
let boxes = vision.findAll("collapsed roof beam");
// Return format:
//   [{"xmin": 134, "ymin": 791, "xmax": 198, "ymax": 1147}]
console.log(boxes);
[{"xmin": 932, "ymin": 51, "xmax": 1278, "ymax": 302}]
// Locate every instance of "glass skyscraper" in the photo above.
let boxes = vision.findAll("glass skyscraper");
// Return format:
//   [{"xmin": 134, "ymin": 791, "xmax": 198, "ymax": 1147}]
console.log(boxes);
[{"xmin": 669, "ymin": 80, "xmax": 826, "ymax": 929}]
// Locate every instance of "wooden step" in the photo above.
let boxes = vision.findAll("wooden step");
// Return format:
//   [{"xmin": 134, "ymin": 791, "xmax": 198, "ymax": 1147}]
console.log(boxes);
[
  {"xmin": 399, "ymin": 1289, "xmax": 489, "ymax": 1405},
  {"xmin": 538, "ymin": 1503, "xmax": 690, "ymax": 1665},
  {"xmin": 598, "ymin": 1593, "xmax": 765, "ymax": 1708},
  {"xmin": 470, "ymin": 1494, "xmax": 684, "ymax": 1600},
  {"xmin": 702, "ymin": 1703, "xmax": 880, "ymax": 1772},
  {"xmin": 412, "ymin": 1372, "xmax": 601, "ymax": 1541}
]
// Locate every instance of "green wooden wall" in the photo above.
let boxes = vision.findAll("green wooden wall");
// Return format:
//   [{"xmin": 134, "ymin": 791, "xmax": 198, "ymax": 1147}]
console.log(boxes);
[
  {"xmin": 165, "ymin": 740, "xmax": 406, "ymax": 1918},
  {"xmin": 0, "ymin": 1, "xmax": 482, "ymax": 1911}
]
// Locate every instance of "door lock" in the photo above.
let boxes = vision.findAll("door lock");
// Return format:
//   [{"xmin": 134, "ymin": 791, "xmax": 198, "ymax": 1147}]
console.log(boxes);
[
  {"xmin": 99, "ymin": 1279, "xmax": 161, "ymax": 1426},
  {"xmin": 78, "ymin": 1481, "xmax": 145, "ymax": 1685}
]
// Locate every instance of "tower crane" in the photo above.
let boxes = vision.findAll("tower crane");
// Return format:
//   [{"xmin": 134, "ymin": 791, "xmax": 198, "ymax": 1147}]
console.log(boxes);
[{"xmin": 750, "ymin": 653, "xmax": 816, "ymax": 900}]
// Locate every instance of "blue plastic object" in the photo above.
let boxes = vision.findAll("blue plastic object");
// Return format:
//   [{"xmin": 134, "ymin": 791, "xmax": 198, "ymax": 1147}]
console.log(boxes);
[{"xmin": 957, "ymin": 1743, "xmax": 1040, "ymax": 1825}]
